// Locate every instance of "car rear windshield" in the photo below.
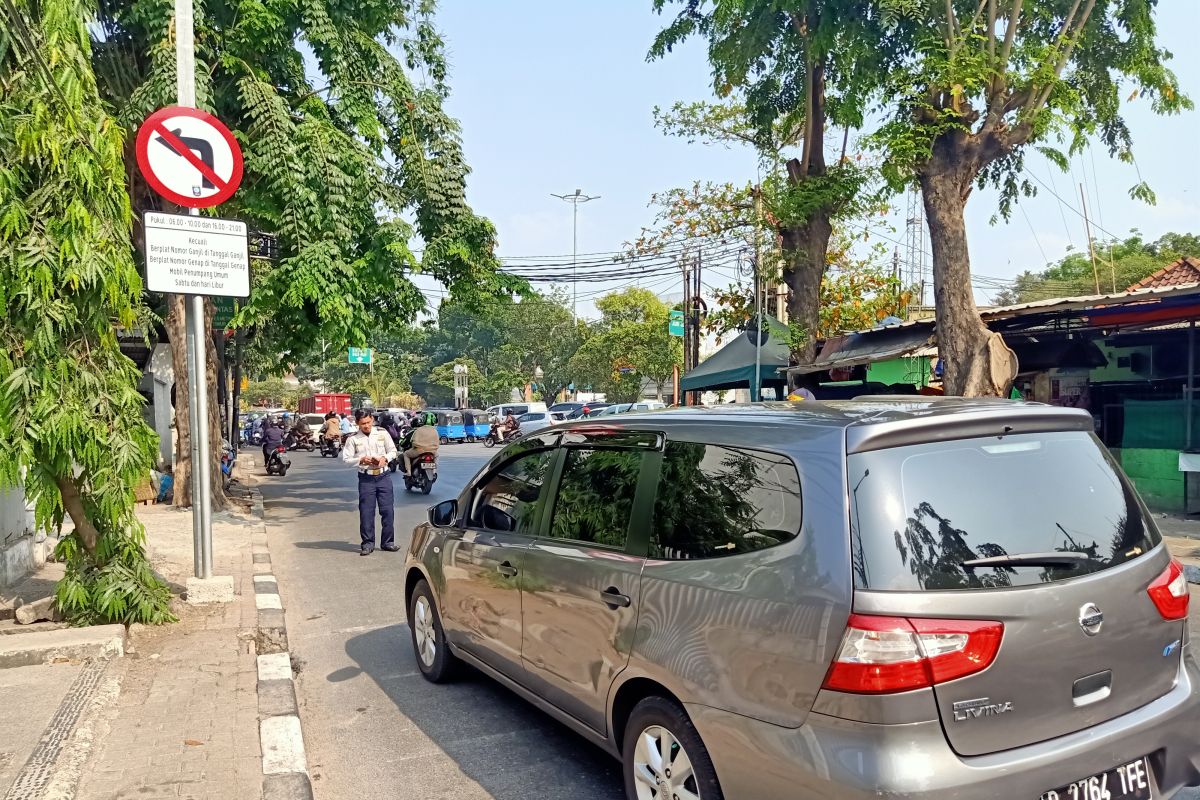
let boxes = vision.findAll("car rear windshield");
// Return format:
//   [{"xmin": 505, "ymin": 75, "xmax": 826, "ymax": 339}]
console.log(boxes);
[{"xmin": 848, "ymin": 431, "xmax": 1160, "ymax": 591}]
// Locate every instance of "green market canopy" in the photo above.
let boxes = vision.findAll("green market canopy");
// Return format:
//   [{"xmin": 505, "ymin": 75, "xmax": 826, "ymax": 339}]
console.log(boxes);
[{"xmin": 680, "ymin": 315, "xmax": 790, "ymax": 393}]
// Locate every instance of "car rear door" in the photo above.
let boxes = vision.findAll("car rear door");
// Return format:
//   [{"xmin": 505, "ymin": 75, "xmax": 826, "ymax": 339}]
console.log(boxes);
[
  {"xmin": 847, "ymin": 431, "xmax": 1184, "ymax": 757},
  {"xmin": 519, "ymin": 428, "xmax": 660, "ymax": 733},
  {"xmin": 440, "ymin": 443, "xmax": 556, "ymax": 679}
]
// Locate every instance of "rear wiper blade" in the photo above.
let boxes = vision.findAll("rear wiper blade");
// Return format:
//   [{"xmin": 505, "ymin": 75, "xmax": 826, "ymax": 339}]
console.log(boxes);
[{"xmin": 961, "ymin": 552, "xmax": 1091, "ymax": 570}]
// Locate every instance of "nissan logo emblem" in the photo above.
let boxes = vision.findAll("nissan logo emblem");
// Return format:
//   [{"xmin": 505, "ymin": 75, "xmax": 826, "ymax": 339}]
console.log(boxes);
[{"xmin": 1079, "ymin": 602, "xmax": 1104, "ymax": 636}]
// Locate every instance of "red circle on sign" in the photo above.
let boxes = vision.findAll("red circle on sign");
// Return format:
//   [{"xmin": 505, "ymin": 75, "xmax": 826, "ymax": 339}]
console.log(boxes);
[{"xmin": 135, "ymin": 106, "xmax": 243, "ymax": 208}]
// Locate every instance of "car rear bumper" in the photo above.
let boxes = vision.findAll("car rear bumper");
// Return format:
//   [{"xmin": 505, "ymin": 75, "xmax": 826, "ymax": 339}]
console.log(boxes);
[{"xmin": 687, "ymin": 649, "xmax": 1200, "ymax": 799}]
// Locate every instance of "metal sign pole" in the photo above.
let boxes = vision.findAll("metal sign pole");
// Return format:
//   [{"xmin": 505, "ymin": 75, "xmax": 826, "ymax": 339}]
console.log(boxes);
[{"xmin": 175, "ymin": 0, "xmax": 213, "ymax": 579}]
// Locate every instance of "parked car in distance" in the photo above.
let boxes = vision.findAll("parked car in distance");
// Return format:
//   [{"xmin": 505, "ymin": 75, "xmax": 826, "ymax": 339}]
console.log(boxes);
[
  {"xmin": 553, "ymin": 401, "xmax": 612, "ymax": 419},
  {"xmin": 629, "ymin": 400, "xmax": 666, "ymax": 412},
  {"xmin": 549, "ymin": 402, "xmax": 585, "ymax": 416},
  {"xmin": 405, "ymin": 400, "xmax": 1200, "ymax": 800},
  {"xmin": 592, "ymin": 403, "xmax": 632, "ymax": 417},
  {"xmin": 517, "ymin": 410, "xmax": 566, "ymax": 434},
  {"xmin": 485, "ymin": 402, "xmax": 547, "ymax": 420}
]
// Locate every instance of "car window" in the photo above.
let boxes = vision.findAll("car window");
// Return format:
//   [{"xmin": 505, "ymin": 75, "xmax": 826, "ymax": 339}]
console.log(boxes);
[
  {"xmin": 468, "ymin": 450, "xmax": 555, "ymax": 534},
  {"xmin": 547, "ymin": 447, "xmax": 647, "ymax": 548},
  {"xmin": 848, "ymin": 431, "xmax": 1160, "ymax": 591},
  {"xmin": 651, "ymin": 442, "xmax": 802, "ymax": 560}
]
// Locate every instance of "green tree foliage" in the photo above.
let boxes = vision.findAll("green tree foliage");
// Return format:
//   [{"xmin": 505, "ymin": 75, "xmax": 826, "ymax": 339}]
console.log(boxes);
[
  {"xmin": 0, "ymin": 0, "xmax": 172, "ymax": 623},
  {"xmin": 649, "ymin": 3, "xmax": 888, "ymax": 362},
  {"xmin": 995, "ymin": 232, "xmax": 1200, "ymax": 304},
  {"xmin": 92, "ymin": 0, "xmax": 516, "ymax": 356},
  {"xmin": 569, "ymin": 289, "xmax": 683, "ymax": 403},
  {"xmin": 870, "ymin": 0, "xmax": 1190, "ymax": 395},
  {"xmin": 242, "ymin": 378, "xmax": 307, "ymax": 409}
]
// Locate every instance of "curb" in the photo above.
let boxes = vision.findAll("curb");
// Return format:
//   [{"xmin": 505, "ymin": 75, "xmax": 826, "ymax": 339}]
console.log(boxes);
[
  {"xmin": 0, "ymin": 623, "xmax": 125, "ymax": 669},
  {"xmin": 248, "ymin": 485, "xmax": 315, "ymax": 800}
]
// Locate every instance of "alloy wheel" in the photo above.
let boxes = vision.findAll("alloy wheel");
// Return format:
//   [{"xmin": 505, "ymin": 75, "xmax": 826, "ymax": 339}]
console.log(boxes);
[
  {"xmin": 412, "ymin": 595, "xmax": 437, "ymax": 668},
  {"xmin": 632, "ymin": 724, "xmax": 700, "ymax": 800}
]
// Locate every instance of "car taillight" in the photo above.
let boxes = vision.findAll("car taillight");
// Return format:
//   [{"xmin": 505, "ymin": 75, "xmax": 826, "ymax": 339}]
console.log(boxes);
[
  {"xmin": 821, "ymin": 614, "xmax": 1004, "ymax": 694},
  {"xmin": 1147, "ymin": 558, "xmax": 1190, "ymax": 621}
]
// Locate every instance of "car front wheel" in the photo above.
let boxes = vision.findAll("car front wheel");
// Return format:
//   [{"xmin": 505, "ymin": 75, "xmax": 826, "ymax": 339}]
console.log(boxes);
[
  {"xmin": 408, "ymin": 579, "xmax": 457, "ymax": 683},
  {"xmin": 622, "ymin": 697, "xmax": 722, "ymax": 800}
]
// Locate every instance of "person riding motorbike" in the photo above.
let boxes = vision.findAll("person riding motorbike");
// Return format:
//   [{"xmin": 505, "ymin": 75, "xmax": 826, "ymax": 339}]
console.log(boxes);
[
  {"xmin": 292, "ymin": 415, "xmax": 314, "ymax": 446},
  {"xmin": 379, "ymin": 414, "xmax": 402, "ymax": 447},
  {"xmin": 401, "ymin": 412, "xmax": 440, "ymax": 474},
  {"xmin": 501, "ymin": 411, "xmax": 520, "ymax": 441},
  {"xmin": 261, "ymin": 417, "xmax": 286, "ymax": 464}
]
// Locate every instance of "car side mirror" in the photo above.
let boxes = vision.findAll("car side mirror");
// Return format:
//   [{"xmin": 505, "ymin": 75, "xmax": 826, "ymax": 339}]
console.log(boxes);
[{"xmin": 428, "ymin": 499, "xmax": 458, "ymax": 528}]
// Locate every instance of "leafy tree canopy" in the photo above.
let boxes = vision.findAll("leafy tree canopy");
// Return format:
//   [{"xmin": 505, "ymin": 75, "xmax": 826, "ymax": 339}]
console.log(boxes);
[
  {"xmin": 91, "ymin": 0, "xmax": 519, "ymax": 358},
  {"xmin": 1, "ymin": 0, "xmax": 172, "ymax": 623},
  {"xmin": 994, "ymin": 231, "xmax": 1200, "ymax": 305},
  {"xmin": 569, "ymin": 289, "xmax": 683, "ymax": 403}
]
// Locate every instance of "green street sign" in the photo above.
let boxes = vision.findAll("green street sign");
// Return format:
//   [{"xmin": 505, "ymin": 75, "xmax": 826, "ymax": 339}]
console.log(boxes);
[
  {"xmin": 348, "ymin": 347, "xmax": 373, "ymax": 364},
  {"xmin": 668, "ymin": 309, "xmax": 685, "ymax": 337},
  {"xmin": 214, "ymin": 297, "xmax": 236, "ymax": 331}
]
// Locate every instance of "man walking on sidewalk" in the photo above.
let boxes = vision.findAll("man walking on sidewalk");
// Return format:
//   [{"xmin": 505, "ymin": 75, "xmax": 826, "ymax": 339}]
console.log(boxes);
[{"xmin": 342, "ymin": 409, "xmax": 398, "ymax": 555}]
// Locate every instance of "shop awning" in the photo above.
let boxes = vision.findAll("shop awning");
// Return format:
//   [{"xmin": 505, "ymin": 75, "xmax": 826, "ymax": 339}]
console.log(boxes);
[
  {"xmin": 789, "ymin": 325, "xmax": 934, "ymax": 376},
  {"xmin": 681, "ymin": 316, "xmax": 790, "ymax": 392}
]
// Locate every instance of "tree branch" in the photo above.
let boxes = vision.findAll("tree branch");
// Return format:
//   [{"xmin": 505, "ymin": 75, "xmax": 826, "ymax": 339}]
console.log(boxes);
[
  {"xmin": 997, "ymin": 0, "xmax": 1024, "ymax": 68},
  {"xmin": 799, "ymin": 42, "xmax": 815, "ymax": 178},
  {"xmin": 1029, "ymin": 0, "xmax": 1097, "ymax": 115},
  {"xmin": 986, "ymin": 0, "xmax": 997, "ymax": 64},
  {"xmin": 945, "ymin": 0, "xmax": 959, "ymax": 59}
]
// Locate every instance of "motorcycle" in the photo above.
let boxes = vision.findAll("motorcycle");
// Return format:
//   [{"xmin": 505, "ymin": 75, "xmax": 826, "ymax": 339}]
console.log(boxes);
[
  {"xmin": 402, "ymin": 452, "xmax": 438, "ymax": 494},
  {"xmin": 287, "ymin": 429, "xmax": 316, "ymax": 452},
  {"xmin": 318, "ymin": 434, "xmax": 340, "ymax": 458},
  {"xmin": 220, "ymin": 440, "xmax": 236, "ymax": 489},
  {"xmin": 483, "ymin": 425, "xmax": 522, "ymax": 449},
  {"xmin": 265, "ymin": 444, "xmax": 290, "ymax": 476}
]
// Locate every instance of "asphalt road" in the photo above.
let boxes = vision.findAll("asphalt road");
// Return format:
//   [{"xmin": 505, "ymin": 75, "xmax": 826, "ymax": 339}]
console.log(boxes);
[
  {"xmin": 259, "ymin": 442, "xmax": 1200, "ymax": 800},
  {"xmin": 258, "ymin": 443, "xmax": 623, "ymax": 800}
]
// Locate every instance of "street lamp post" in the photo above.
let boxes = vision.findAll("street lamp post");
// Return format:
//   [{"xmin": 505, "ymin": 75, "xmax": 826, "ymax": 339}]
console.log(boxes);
[
  {"xmin": 452, "ymin": 363, "xmax": 468, "ymax": 409},
  {"xmin": 551, "ymin": 189, "xmax": 600, "ymax": 323}
]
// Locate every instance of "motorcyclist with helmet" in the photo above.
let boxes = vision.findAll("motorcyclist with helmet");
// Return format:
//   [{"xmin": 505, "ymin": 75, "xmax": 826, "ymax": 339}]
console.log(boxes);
[{"xmin": 401, "ymin": 412, "xmax": 440, "ymax": 475}]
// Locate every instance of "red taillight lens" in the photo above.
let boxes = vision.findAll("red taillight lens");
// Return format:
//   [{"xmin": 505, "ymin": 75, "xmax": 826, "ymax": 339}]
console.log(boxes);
[
  {"xmin": 821, "ymin": 614, "xmax": 1004, "ymax": 694},
  {"xmin": 1147, "ymin": 558, "xmax": 1190, "ymax": 621}
]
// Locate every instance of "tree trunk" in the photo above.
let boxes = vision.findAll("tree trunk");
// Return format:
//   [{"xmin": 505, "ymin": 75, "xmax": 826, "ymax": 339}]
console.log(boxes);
[
  {"xmin": 204, "ymin": 299, "xmax": 229, "ymax": 511},
  {"xmin": 55, "ymin": 476, "xmax": 100, "ymax": 558},
  {"xmin": 167, "ymin": 294, "xmax": 192, "ymax": 507},
  {"xmin": 920, "ymin": 161, "xmax": 1017, "ymax": 397},
  {"xmin": 780, "ymin": 210, "xmax": 833, "ymax": 364}
]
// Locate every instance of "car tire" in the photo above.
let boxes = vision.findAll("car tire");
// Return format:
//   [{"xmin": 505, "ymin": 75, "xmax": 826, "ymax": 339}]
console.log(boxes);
[
  {"xmin": 408, "ymin": 579, "xmax": 457, "ymax": 683},
  {"xmin": 622, "ymin": 697, "xmax": 723, "ymax": 800}
]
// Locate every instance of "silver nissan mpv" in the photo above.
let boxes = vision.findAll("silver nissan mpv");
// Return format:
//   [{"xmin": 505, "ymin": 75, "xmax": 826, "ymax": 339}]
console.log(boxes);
[{"xmin": 403, "ymin": 400, "xmax": 1200, "ymax": 799}]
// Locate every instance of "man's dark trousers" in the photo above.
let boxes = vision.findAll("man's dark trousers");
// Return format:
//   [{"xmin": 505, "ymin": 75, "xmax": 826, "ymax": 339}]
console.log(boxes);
[{"xmin": 357, "ymin": 472, "xmax": 394, "ymax": 550}]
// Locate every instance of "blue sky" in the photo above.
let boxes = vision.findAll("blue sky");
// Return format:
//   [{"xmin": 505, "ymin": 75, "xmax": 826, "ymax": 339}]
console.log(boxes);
[{"xmin": 422, "ymin": 0, "xmax": 1200, "ymax": 315}]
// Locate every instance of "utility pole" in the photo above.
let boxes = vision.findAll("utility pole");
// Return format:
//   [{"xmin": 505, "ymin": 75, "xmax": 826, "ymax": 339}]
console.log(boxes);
[
  {"xmin": 692, "ymin": 250, "xmax": 702, "ymax": 379},
  {"xmin": 551, "ymin": 189, "xmax": 600, "ymax": 323},
  {"xmin": 753, "ymin": 187, "xmax": 764, "ymax": 402},
  {"xmin": 175, "ymin": 0, "xmax": 213, "ymax": 580},
  {"xmin": 681, "ymin": 257, "xmax": 691, "ymax": 375},
  {"xmin": 1080, "ymin": 183, "xmax": 1105, "ymax": 294}
]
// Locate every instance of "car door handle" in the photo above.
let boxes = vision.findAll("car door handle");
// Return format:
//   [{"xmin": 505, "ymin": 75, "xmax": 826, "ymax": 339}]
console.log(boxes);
[
  {"xmin": 497, "ymin": 561, "xmax": 518, "ymax": 578},
  {"xmin": 600, "ymin": 588, "xmax": 631, "ymax": 609}
]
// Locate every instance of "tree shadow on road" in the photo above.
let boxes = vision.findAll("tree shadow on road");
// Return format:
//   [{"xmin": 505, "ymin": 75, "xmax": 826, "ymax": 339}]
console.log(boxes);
[{"xmin": 343, "ymin": 625, "xmax": 623, "ymax": 800}]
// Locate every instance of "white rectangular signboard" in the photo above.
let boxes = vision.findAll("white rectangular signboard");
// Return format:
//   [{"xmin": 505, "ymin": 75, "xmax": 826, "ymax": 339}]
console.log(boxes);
[{"xmin": 144, "ymin": 211, "xmax": 250, "ymax": 297}]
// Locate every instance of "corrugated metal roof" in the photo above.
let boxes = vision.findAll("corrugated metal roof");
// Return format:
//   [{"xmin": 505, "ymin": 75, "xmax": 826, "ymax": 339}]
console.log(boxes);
[
  {"xmin": 849, "ymin": 281, "xmax": 1200, "ymax": 332},
  {"xmin": 792, "ymin": 282, "xmax": 1200, "ymax": 375}
]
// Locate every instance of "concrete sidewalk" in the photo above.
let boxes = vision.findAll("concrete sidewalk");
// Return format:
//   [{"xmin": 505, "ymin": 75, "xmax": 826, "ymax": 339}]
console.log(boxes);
[
  {"xmin": 73, "ymin": 501, "xmax": 264, "ymax": 800},
  {"xmin": 0, "ymin": 478, "xmax": 267, "ymax": 800}
]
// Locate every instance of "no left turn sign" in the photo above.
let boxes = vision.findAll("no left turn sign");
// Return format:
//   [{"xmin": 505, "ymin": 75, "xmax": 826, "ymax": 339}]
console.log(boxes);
[{"xmin": 135, "ymin": 106, "xmax": 243, "ymax": 208}]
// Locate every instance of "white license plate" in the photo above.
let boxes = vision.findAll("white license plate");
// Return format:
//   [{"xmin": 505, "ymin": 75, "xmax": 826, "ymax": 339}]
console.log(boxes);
[
  {"xmin": 421, "ymin": 463, "xmax": 436, "ymax": 471},
  {"xmin": 1040, "ymin": 757, "xmax": 1152, "ymax": 800}
]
